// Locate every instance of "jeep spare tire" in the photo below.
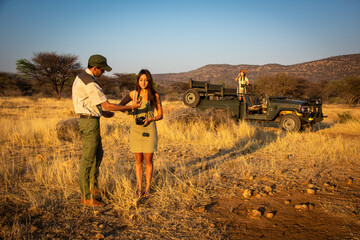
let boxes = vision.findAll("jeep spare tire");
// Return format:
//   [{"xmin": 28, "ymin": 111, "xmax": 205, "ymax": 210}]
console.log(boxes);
[
  {"xmin": 183, "ymin": 89, "xmax": 200, "ymax": 107},
  {"xmin": 279, "ymin": 114, "xmax": 301, "ymax": 132}
]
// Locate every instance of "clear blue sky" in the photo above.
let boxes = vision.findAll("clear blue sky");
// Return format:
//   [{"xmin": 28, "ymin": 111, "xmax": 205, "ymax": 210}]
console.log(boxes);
[{"xmin": 0, "ymin": 0, "xmax": 359, "ymax": 75}]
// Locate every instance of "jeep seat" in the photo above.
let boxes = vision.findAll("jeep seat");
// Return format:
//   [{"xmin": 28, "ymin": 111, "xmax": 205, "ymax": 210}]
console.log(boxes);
[{"xmin": 245, "ymin": 95, "xmax": 262, "ymax": 113}]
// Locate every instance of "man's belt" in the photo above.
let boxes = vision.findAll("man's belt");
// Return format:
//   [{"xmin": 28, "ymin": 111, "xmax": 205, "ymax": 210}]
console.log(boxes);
[{"xmin": 80, "ymin": 114, "xmax": 100, "ymax": 119}]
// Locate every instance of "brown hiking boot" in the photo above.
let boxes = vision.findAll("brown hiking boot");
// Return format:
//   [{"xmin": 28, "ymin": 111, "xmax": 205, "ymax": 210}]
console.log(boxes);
[{"xmin": 80, "ymin": 199, "xmax": 104, "ymax": 207}]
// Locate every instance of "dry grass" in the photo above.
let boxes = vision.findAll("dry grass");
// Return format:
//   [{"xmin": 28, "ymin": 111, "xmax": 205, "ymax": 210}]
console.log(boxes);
[{"xmin": 1, "ymin": 98, "xmax": 360, "ymax": 239}]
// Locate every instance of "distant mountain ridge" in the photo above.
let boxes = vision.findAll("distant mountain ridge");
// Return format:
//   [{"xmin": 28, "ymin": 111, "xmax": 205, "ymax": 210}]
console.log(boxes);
[{"xmin": 153, "ymin": 53, "xmax": 360, "ymax": 87}]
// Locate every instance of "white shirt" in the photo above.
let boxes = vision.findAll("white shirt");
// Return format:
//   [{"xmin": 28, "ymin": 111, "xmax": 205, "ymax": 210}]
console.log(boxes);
[
  {"xmin": 237, "ymin": 77, "xmax": 249, "ymax": 94},
  {"xmin": 72, "ymin": 69, "xmax": 107, "ymax": 117}
]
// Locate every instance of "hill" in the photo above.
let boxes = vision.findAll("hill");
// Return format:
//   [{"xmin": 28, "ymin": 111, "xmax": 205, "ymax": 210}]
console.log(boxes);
[{"xmin": 153, "ymin": 53, "xmax": 360, "ymax": 87}]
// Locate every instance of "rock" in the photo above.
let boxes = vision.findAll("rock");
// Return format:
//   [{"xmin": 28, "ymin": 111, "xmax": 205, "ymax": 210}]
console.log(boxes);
[
  {"xmin": 264, "ymin": 186, "xmax": 272, "ymax": 193},
  {"xmin": 304, "ymin": 179, "xmax": 313, "ymax": 185},
  {"xmin": 307, "ymin": 188, "xmax": 316, "ymax": 195},
  {"xmin": 243, "ymin": 189, "xmax": 252, "ymax": 199},
  {"xmin": 56, "ymin": 118, "xmax": 80, "ymax": 142},
  {"xmin": 346, "ymin": 177, "xmax": 354, "ymax": 185},
  {"xmin": 193, "ymin": 205, "xmax": 206, "ymax": 213},
  {"xmin": 308, "ymin": 184, "xmax": 315, "ymax": 188},
  {"xmin": 129, "ymin": 214, "xmax": 136, "ymax": 221},
  {"xmin": 284, "ymin": 200, "xmax": 291, "ymax": 205},
  {"xmin": 94, "ymin": 233, "xmax": 105, "ymax": 239},
  {"xmin": 255, "ymin": 194, "xmax": 262, "ymax": 199},
  {"xmin": 249, "ymin": 175, "xmax": 255, "ymax": 180},
  {"xmin": 214, "ymin": 172, "xmax": 221, "ymax": 179},
  {"xmin": 148, "ymin": 215, "xmax": 157, "ymax": 221},
  {"xmin": 250, "ymin": 209, "xmax": 262, "ymax": 219},
  {"xmin": 266, "ymin": 212, "xmax": 274, "ymax": 219},
  {"xmin": 210, "ymin": 223, "xmax": 216, "ymax": 228},
  {"xmin": 295, "ymin": 204, "xmax": 309, "ymax": 211}
]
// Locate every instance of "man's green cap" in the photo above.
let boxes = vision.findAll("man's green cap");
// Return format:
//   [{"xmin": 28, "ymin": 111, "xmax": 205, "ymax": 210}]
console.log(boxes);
[{"xmin": 88, "ymin": 54, "xmax": 112, "ymax": 72}]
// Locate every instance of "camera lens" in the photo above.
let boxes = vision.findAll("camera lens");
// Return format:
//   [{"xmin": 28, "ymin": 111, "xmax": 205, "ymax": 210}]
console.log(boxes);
[{"xmin": 136, "ymin": 116, "xmax": 146, "ymax": 125}]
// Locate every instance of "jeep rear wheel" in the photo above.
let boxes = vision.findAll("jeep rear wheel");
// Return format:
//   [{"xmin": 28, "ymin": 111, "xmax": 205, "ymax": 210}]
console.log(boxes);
[
  {"xmin": 183, "ymin": 89, "xmax": 201, "ymax": 107},
  {"xmin": 279, "ymin": 114, "xmax": 301, "ymax": 132},
  {"xmin": 349, "ymin": 95, "xmax": 360, "ymax": 108}
]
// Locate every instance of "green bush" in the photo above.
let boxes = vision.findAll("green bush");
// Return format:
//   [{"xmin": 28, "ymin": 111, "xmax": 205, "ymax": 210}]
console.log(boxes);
[{"xmin": 337, "ymin": 112, "xmax": 359, "ymax": 123}]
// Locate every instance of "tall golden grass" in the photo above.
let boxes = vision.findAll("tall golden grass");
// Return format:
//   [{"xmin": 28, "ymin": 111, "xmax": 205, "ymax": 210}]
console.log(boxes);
[{"xmin": 0, "ymin": 97, "xmax": 359, "ymax": 238}]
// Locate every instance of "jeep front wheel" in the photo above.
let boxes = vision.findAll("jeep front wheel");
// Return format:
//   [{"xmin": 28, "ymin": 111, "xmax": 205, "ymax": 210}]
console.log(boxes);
[
  {"xmin": 183, "ymin": 89, "xmax": 201, "ymax": 107},
  {"xmin": 279, "ymin": 114, "xmax": 301, "ymax": 132}
]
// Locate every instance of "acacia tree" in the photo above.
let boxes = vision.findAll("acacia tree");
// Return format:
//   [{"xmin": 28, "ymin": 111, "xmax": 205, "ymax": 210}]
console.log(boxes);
[
  {"xmin": 326, "ymin": 76, "xmax": 360, "ymax": 102},
  {"xmin": 255, "ymin": 73, "xmax": 308, "ymax": 97},
  {"xmin": 16, "ymin": 52, "xmax": 81, "ymax": 99}
]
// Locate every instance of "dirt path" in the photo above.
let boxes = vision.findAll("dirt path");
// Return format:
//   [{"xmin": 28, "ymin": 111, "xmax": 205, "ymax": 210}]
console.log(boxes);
[{"xmin": 206, "ymin": 188, "xmax": 360, "ymax": 239}]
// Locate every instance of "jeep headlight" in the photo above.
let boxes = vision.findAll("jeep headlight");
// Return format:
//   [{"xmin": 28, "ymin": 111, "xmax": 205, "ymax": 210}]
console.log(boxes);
[{"xmin": 301, "ymin": 106, "xmax": 312, "ymax": 113}]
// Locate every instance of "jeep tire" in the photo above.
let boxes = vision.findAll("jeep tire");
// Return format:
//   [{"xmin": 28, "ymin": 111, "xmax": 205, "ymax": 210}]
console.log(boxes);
[
  {"xmin": 279, "ymin": 114, "xmax": 301, "ymax": 132},
  {"xmin": 183, "ymin": 89, "xmax": 201, "ymax": 107}
]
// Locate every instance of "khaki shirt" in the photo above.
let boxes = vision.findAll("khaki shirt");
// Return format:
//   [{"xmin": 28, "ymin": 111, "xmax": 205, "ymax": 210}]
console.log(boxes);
[{"xmin": 72, "ymin": 68, "xmax": 107, "ymax": 117}]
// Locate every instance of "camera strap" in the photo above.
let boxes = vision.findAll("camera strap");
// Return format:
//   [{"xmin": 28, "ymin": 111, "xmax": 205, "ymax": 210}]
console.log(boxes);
[
  {"xmin": 134, "ymin": 90, "xmax": 150, "ymax": 137},
  {"xmin": 141, "ymin": 100, "xmax": 150, "ymax": 137}
]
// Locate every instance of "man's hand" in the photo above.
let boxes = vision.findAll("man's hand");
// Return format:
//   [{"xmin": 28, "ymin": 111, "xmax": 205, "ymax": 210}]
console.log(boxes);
[
  {"xmin": 102, "ymin": 111, "xmax": 114, "ymax": 118},
  {"xmin": 132, "ymin": 99, "xmax": 142, "ymax": 109}
]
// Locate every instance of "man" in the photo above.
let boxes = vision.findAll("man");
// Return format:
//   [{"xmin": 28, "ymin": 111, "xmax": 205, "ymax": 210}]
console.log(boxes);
[{"xmin": 72, "ymin": 54, "xmax": 141, "ymax": 207}]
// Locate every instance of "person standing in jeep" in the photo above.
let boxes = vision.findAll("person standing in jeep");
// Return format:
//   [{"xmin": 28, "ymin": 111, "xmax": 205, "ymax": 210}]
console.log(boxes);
[
  {"xmin": 72, "ymin": 54, "xmax": 141, "ymax": 207},
  {"xmin": 234, "ymin": 69, "xmax": 250, "ymax": 100}
]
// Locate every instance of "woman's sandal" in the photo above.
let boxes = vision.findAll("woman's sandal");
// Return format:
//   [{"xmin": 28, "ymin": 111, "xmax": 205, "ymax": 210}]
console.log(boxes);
[
  {"xmin": 143, "ymin": 190, "xmax": 150, "ymax": 198},
  {"xmin": 136, "ymin": 189, "xmax": 144, "ymax": 198}
]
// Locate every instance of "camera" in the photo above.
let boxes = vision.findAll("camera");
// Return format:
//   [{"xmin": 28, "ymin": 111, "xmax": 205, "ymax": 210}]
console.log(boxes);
[{"xmin": 135, "ymin": 116, "xmax": 146, "ymax": 125}]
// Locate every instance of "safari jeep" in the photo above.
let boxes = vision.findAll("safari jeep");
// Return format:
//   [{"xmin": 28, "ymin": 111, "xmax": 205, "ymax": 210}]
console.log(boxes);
[{"xmin": 183, "ymin": 80, "xmax": 325, "ymax": 131}]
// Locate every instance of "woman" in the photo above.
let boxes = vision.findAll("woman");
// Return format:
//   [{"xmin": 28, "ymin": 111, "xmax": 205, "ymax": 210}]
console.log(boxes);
[
  {"xmin": 235, "ymin": 69, "xmax": 250, "ymax": 99},
  {"xmin": 120, "ymin": 69, "xmax": 163, "ymax": 198}
]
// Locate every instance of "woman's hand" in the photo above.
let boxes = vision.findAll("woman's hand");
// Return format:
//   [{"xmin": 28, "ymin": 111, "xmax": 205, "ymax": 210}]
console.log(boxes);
[{"xmin": 143, "ymin": 117, "xmax": 153, "ymax": 126}]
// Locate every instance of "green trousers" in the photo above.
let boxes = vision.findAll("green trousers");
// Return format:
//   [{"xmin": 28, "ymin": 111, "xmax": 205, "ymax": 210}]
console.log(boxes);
[{"xmin": 78, "ymin": 118, "xmax": 103, "ymax": 200}]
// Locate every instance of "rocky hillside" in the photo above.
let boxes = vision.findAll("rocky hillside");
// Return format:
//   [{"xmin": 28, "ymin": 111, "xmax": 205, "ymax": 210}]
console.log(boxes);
[{"xmin": 153, "ymin": 53, "xmax": 360, "ymax": 87}]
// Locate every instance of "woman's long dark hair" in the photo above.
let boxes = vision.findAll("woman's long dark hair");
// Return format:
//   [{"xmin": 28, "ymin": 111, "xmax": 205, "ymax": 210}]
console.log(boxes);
[{"xmin": 136, "ymin": 69, "xmax": 158, "ymax": 109}]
